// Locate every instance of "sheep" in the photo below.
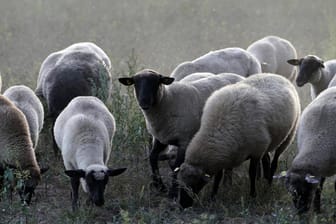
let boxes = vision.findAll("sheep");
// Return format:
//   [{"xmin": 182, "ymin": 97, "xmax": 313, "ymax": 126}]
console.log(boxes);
[
  {"xmin": 281, "ymin": 87, "xmax": 336, "ymax": 214},
  {"xmin": 53, "ymin": 96, "xmax": 126, "ymax": 209},
  {"xmin": 287, "ymin": 55, "xmax": 336, "ymax": 99},
  {"xmin": 177, "ymin": 73, "xmax": 301, "ymax": 208},
  {"xmin": 3, "ymin": 85, "xmax": 44, "ymax": 148},
  {"xmin": 247, "ymin": 35, "xmax": 297, "ymax": 82},
  {"xmin": 0, "ymin": 95, "xmax": 48, "ymax": 204},
  {"xmin": 118, "ymin": 69, "xmax": 244, "ymax": 198},
  {"xmin": 170, "ymin": 47, "xmax": 261, "ymax": 81},
  {"xmin": 35, "ymin": 42, "xmax": 112, "ymax": 121}
]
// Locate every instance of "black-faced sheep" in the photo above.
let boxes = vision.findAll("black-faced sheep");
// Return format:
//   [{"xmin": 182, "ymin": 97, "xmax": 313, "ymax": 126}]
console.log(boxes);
[
  {"xmin": 3, "ymin": 85, "xmax": 44, "ymax": 148},
  {"xmin": 282, "ymin": 87, "xmax": 336, "ymax": 214},
  {"xmin": 119, "ymin": 69, "xmax": 244, "ymax": 198},
  {"xmin": 35, "ymin": 42, "xmax": 112, "ymax": 121},
  {"xmin": 247, "ymin": 35, "xmax": 297, "ymax": 82},
  {"xmin": 170, "ymin": 47, "xmax": 261, "ymax": 81},
  {"xmin": 287, "ymin": 55, "xmax": 336, "ymax": 99},
  {"xmin": 177, "ymin": 73, "xmax": 300, "ymax": 208},
  {"xmin": 0, "ymin": 95, "xmax": 47, "ymax": 204},
  {"xmin": 53, "ymin": 96, "xmax": 126, "ymax": 209}
]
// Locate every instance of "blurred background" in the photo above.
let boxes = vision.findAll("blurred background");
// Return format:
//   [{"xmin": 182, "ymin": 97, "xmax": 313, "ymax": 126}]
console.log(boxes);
[{"xmin": 1, "ymin": 0, "xmax": 335, "ymax": 93}]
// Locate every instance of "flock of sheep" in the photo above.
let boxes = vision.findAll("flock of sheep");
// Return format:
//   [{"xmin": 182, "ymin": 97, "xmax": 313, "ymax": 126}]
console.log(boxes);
[{"xmin": 0, "ymin": 35, "xmax": 335, "ymax": 215}]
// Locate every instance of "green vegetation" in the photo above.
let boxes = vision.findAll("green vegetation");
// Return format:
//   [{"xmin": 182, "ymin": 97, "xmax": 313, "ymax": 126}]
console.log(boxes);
[{"xmin": 0, "ymin": 0, "xmax": 336, "ymax": 223}]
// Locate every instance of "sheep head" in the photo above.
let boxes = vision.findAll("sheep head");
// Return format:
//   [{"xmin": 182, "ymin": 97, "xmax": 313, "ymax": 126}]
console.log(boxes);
[
  {"xmin": 118, "ymin": 69, "xmax": 174, "ymax": 110},
  {"xmin": 285, "ymin": 171, "xmax": 320, "ymax": 214},
  {"xmin": 287, "ymin": 55, "xmax": 325, "ymax": 87},
  {"xmin": 177, "ymin": 163, "xmax": 211, "ymax": 208},
  {"xmin": 65, "ymin": 165, "xmax": 126, "ymax": 206}
]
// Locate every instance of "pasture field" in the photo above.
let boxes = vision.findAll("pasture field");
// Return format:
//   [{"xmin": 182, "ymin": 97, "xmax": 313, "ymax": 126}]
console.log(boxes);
[{"xmin": 0, "ymin": 1, "xmax": 336, "ymax": 223}]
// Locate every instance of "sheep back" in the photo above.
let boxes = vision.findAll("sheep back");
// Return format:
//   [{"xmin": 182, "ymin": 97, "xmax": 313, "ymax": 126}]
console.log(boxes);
[
  {"xmin": 54, "ymin": 96, "xmax": 115, "ymax": 171},
  {"xmin": 247, "ymin": 36, "xmax": 297, "ymax": 82},
  {"xmin": 185, "ymin": 73, "xmax": 300, "ymax": 174},
  {"xmin": 36, "ymin": 42, "xmax": 112, "ymax": 119},
  {"xmin": 170, "ymin": 48, "xmax": 261, "ymax": 81},
  {"xmin": 3, "ymin": 85, "xmax": 44, "ymax": 148},
  {"xmin": 291, "ymin": 87, "xmax": 336, "ymax": 177},
  {"xmin": 0, "ymin": 95, "xmax": 40, "ymax": 178}
]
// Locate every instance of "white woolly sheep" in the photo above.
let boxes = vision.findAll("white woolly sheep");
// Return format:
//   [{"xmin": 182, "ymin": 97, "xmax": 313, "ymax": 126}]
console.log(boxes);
[
  {"xmin": 170, "ymin": 47, "xmax": 261, "ymax": 81},
  {"xmin": 177, "ymin": 73, "xmax": 300, "ymax": 208},
  {"xmin": 35, "ymin": 42, "xmax": 112, "ymax": 121},
  {"xmin": 247, "ymin": 35, "xmax": 297, "ymax": 82},
  {"xmin": 282, "ymin": 87, "xmax": 336, "ymax": 214},
  {"xmin": 119, "ymin": 69, "xmax": 244, "ymax": 198},
  {"xmin": 3, "ymin": 85, "xmax": 44, "ymax": 148},
  {"xmin": 0, "ymin": 95, "xmax": 48, "ymax": 204},
  {"xmin": 54, "ymin": 96, "xmax": 126, "ymax": 209},
  {"xmin": 287, "ymin": 55, "xmax": 336, "ymax": 99}
]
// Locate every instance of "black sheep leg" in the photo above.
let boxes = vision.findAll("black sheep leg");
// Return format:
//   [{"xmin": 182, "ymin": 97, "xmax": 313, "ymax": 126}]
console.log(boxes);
[
  {"xmin": 249, "ymin": 158, "xmax": 259, "ymax": 197},
  {"xmin": 262, "ymin": 153, "xmax": 271, "ymax": 183},
  {"xmin": 314, "ymin": 177, "xmax": 325, "ymax": 213},
  {"xmin": 169, "ymin": 147, "xmax": 185, "ymax": 199},
  {"xmin": 149, "ymin": 138, "xmax": 168, "ymax": 192},
  {"xmin": 211, "ymin": 170, "xmax": 223, "ymax": 199},
  {"xmin": 70, "ymin": 176, "xmax": 80, "ymax": 211}
]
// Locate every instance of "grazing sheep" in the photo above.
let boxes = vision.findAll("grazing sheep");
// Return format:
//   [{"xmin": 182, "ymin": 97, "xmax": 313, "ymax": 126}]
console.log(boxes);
[
  {"xmin": 283, "ymin": 87, "xmax": 336, "ymax": 214},
  {"xmin": 170, "ymin": 47, "xmax": 261, "ymax": 81},
  {"xmin": 35, "ymin": 42, "xmax": 112, "ymax": 121},
  {"xmin": 3, "ymin": 85, "xmax": 44, "ymax": 148},
  {"xmin": 287, "ymin": 55, "xmax": 336, "ymax": 99},
  {"xmin": 54, "ymin": 96, "xmax": 126, "ymax": 209},
  {"xmin": 119, "ymin": 69, "xmax": 244, "ymax": 198},
  {"xmin": 177, "ymin": 73, "xmax": 300, "ymax": 208},
  {"xmin": 247, "ymin": 36, "xmax": 297, "ymax": 82},
  {"xmin": 0, "ymin": 95, "xmax": 47, "ymax": 204}
]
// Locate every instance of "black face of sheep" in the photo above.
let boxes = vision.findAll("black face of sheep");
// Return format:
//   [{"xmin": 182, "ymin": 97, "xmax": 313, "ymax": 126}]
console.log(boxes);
[
  {"xmin": 118, "ymin": 70, "xmax": 174, "ymax": 110},
  {"xmin": 287, "ymin": 56, "xmax": 325, "ymax": 87},
  {"xmin": 177, "ymin": 164, "xmax": 211, "ymax": 208},
  {"xmin": 18, "ymin": 167, "xmax": 49, "ymax": 205},
  {"xmin": 285, "ymin": 173, "xmax": 320, "ymax": 214},
  {"xmin": 65, "ymin": 167, "xmax": 127, "ymax": 207}
]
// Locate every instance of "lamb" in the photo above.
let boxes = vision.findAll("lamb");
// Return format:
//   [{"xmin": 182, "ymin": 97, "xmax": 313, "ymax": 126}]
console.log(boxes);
[
  {"xmin": 0, "ymin": 95, "xmax": 48, "ymax": 204},
  {"xmin": 287, "ymin": 55, "xmax": 336, "ymax": 99},
  {"xmin": 3, "ymin": 85, "xmax": 44, "ymax": 148},
  {"xmin": 53, "ymin": 96, "xmax": 126, "ymax": 209},
  {"xmin": 119, "ymin": 69, "xmax": 244, "ymax": 198},
  {"xmin": 247, "ymin": 35, "xmax": 297, "ymax": 82},
  {"xmin": 177, "ymin": 73, "xmax": 301, "ymax": 208},
  {"xmin": 170, "ymin": 47, "xmax": 261, "ymax": 81},
  {"xmin": 282, "ymin": 87, "xmax": 336, "ymax": 214},
  {"xmin": 35, "ymin": 42, "xmax": 112, "ymax": 121}
]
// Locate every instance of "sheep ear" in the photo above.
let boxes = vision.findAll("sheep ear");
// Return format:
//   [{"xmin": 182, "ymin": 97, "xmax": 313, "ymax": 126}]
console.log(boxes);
[
  {"xmin": 107, "ymin": 168, "xmax": 127, "ymax": 177},
  {"xmin": 287, "ymin": 59, "xmax": 302, "ymax": 66},
  {"xmin": 318, "ymin": 60, "xmax": 325, "ymax": 68},
  {"xmin": 65, "ymin": 169, "xmax": 86, "ymax": 178},
  {"xmin": 160, "ymin": 76, "xmax": 174, "ymax": 85},
  {"xmin": 305, "ymin": 174, "xmax": 320, "ymax": 184},
  {"xmin": 202, "ymin": 173, "xmax": 211, "ymax": 183},
  {"xmin": 273, "ymin": 170, "xmax": 288, "ymax": 179},
  {"xmin": 118, "ymin": 77, "xmax": 134, "ymax": 86}
]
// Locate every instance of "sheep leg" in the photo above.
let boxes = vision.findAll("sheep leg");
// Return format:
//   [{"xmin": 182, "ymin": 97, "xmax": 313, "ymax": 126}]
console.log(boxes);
[
  {"xmin": 70, "ymin": 177, "xmax": 80, "ymax": 211},
  {"xmin": 248, "ymin": 158, "xmax": 259, "ymax": 197},
  {"xmin": 149, "ymin": 138, "xmax": 167, "ymax": 193},
  {"xmin": 269, "ymin": 149, "xmax": 283, "ymax": 185},
  {"xmin": 262, "ymin": 153, "xmax": 271, "ymax": 183},
  {"xmin": 51, "ymin": 119, "xmax": 60, "ymax": 159},
  {"xmin": 169, "ymin": 147, "xmax": 186, "ymax": 199},
  {"xmin": 211, "ymin": 170, "xmax": 223, "ymax": 199},
  {"xmin": 313, "ymin": 177, "xmax": 325, "ymax": 213}
]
